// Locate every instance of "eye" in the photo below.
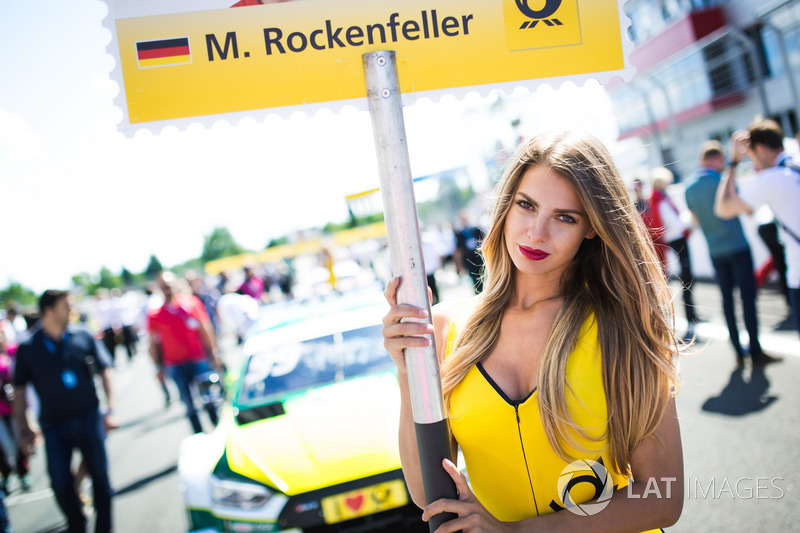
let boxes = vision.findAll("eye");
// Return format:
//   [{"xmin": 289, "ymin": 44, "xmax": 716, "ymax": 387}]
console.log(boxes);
[
  {"xmin": 516, "ymin": 199, "xmax": 533, "ymax": 210},
  {"xmin": 557, "ymin": 214, "xmax": 578, "ymax": 224}
]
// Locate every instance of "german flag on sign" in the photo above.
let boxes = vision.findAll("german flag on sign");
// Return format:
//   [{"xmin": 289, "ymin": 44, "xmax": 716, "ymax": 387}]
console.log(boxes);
[{"xmin": 136, "ymin": 38, "xmax": 191, "ymax": 68}]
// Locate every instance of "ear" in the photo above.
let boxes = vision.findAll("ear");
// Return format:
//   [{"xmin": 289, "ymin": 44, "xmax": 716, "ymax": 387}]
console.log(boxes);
[{"xmin": 585, "ymin": 228, "xmax": 597, "ymax": 239}]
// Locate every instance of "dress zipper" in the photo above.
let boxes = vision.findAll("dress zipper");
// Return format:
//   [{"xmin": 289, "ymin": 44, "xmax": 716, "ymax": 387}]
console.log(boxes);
[{"xmin": 514, "ymin": 403, "xmax": 540, "ymax": 516}]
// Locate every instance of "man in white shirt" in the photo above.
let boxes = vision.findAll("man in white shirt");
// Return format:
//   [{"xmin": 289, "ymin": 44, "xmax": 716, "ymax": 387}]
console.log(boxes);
[{"xmin": 715, "ymin": 118, "xmax": 800, "ymax": 338}]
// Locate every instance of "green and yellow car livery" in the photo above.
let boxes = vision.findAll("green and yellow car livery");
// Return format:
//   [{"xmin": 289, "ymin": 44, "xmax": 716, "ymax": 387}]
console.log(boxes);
[{"xmin": 178, "ymin": 295, "xmax": 425, "ymax": 533}]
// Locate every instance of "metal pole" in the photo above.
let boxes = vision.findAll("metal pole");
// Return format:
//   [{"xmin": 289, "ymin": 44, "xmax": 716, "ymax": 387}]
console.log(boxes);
[
  {"xmin": 762, "ymin": 22, "xmax": 800, "ymax": 125},
  {"xmin": 629, "ymin": 80, "xmax": 665, "ymax": 167},
  {"xmin": 362, "ymin": 50, "xmax": 457, "ymax": 532},
  {"xmin": 645, "ymin": 75, "xmax": 681, "ymax": 144},
  {"xmin": 727, "ymin": 28, "xmax": 770, "ymax": 118}
]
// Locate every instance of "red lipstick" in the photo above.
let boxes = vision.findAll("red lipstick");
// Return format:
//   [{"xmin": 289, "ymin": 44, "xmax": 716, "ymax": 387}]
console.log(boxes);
[{"xmin": 519, "ymin": 246, "xmax": 549, "ymax": 261}]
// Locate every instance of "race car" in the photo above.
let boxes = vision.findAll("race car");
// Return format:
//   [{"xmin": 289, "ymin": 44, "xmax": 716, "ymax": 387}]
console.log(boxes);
[{"xmin": 178, "ymin": 291, "xmax": 427, "ymax": 532}]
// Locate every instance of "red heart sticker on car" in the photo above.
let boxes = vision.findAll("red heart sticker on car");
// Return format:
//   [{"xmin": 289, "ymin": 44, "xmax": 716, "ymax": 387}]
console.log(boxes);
[{"xmin": 345, "ymin": 494, "xmax": 364, "ymax": 511}]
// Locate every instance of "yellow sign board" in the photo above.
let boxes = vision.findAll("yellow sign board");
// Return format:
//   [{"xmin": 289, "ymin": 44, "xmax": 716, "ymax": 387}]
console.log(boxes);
[{"xmin": 106, "ymin": 0, "xmax": 631, "ymax": 131}]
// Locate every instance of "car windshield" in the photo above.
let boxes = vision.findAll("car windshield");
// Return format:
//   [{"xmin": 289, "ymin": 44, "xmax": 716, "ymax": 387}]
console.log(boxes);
[{"xmin": 239, "ymin": 324, "xmax": 394, "ymax": 401}]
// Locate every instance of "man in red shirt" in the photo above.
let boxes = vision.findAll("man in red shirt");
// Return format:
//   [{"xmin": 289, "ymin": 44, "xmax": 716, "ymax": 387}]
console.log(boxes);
[{"xmin": 148, "ymin": 272, "xmax": 222, "ymax": 433}]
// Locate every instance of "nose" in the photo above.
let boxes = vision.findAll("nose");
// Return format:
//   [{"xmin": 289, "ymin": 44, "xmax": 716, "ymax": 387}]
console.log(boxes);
[{"xmin": 527, "ymin": 213, "xmax": 548, "ymax": 242}]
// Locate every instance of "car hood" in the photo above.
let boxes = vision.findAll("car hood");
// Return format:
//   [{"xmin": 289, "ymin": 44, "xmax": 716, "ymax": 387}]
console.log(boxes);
[{"xmin": 225, "ymin": 371, "xmax": 403, "ymax": 495}]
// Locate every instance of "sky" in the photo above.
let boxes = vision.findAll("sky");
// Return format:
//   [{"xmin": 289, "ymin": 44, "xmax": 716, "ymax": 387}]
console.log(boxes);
[{"xmin": 1, "ymin": 0, "xmax": 644, "ymax": 294}]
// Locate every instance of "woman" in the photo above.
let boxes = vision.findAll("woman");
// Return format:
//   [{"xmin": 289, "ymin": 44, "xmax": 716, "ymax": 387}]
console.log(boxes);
[{"xmin": 383, "ymin": 131, "xmax": 683, "ymax": 532}]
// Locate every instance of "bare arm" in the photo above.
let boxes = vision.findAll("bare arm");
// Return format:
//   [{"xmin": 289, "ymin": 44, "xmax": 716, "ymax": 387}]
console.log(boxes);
[
  {"xmin": 149, "ymin": 333, "xmax": 162, "ymax": 367},
  {"xmin": 100, "ymin": 368, "xmax": 115, "ymax": 412},
  {"xmin": 530, "ymin": 397, "xmax": 684, "ymax": 532},
  {"xmin": 396, "ymin": 366, "xmax": 424, "ymax": 507},
  {"xmin": 715, "ymin": 131, "xmax": 754, "ymax": 219},
  {"xmin": 198, "ymin": 318, "xmax": 218, "ymax": 354},
  {"xmin": 13, "ymin": 384, "xmax": 40, "ymax": 457},
  {"xmin": 715, "ymin": 165, "xmax": 753, "ymax": 219},
  {"xmin": 198, "ymin": 318, "xmax": 222, "ymax": 369},
  {"xmin": 688, "ymin": 210, "xmax": 699, "ymax": 228},
  {"xmin": 100, "ymin": 367, "xmax": 121, "ymax": 430}
]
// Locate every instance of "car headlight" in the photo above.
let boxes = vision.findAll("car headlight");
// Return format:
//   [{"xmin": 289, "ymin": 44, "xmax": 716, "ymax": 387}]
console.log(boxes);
[{"xmin": 210, "ymin": 477, "xmax": 273, "ymax": 509}]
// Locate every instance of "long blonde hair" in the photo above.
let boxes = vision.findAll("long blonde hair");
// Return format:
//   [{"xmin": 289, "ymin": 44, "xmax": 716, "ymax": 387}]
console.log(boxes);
[{"xmin": 441, "ymin": 130, "xmax": 679, "ymax": 474}]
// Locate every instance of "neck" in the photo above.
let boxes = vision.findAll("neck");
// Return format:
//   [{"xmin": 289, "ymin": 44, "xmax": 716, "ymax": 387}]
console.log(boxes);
[
  {"xmin": 509, "ymin": 272, "xmax": 564, "ymax": 310},
  {"xmin": 511, "ymin": 279, "xmax": 563, "ymax": 311},
  {"xmin": 42, "ymin": 318, "xmax": 66, "ymax": 340}
]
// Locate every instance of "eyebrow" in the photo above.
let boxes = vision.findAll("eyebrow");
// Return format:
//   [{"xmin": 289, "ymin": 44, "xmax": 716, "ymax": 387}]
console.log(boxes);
[{"xmin": 516, "ymin": 191, "xmax": 585, "ymax": 216}]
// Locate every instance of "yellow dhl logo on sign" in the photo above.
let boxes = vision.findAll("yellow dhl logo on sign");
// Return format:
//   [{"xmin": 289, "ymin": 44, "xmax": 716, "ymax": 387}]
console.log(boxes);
[
  {"xmin": 111, "ymin": 0, "xmax": 626, "ymax": 127},
  {"xmin": 502, "ymin": 0, "xmax": 582, "ymax": 50}
]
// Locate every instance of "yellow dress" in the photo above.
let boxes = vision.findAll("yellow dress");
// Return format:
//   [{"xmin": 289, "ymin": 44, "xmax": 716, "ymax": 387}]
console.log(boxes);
[{"xmin": 446, "ymin": 302, "xmax": 660, "ymax": 531}]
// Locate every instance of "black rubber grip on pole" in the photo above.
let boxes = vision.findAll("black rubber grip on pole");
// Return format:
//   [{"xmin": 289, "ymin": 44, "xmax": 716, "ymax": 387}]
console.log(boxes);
[{"xmin": 415, "ymin": 419, "xmax": 459, "ymax": 532}]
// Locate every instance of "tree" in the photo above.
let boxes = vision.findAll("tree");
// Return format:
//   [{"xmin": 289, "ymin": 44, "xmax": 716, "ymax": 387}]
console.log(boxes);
[
  {"xmin": 266, "ymin": 236, "xmax": 290, "ymax": 248},
  {"xmin": 0, "ymin": 282, "xmax": 37, "ymax": 309},
  {"xmin": 120, "ymin": 267, "xmax": 136, "ymax": 287},
  {"xmin": 71, "ymin": 272, "xmax": 94, "ymax": 292},
  {"xmin": 201, "ymin": 227, "xmax": 247, "ymax": 263},
  {"xmin": 144, "ymin": 255, "xmax": 164, "ymax": 280},
  {"xmin": 96, "ymin": 267, "xmax": 120, "ymax": 290}
]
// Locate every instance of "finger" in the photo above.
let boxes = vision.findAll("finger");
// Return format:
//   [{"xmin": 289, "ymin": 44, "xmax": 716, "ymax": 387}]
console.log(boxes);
[
  {"xmin": 442, "ymin": 459, "xmax": 475, "ymax": 500},
  {"xmin": 383, "ymin": 337, "xmax": 431, "ymax": 356},
  {"xmin": 383, "ymin": 325, "xmax": 434, "ymax": 357},
  {"xmin": 433, "ymin": 516, "xmax": 473, "ymax": 533},
  {"xmin": 382, "ymin": 304, "xmax": 428, "ymax": 327},
  {"xmin": 383, "ymin": 328, "xmax": 433, "ymax": 354},
  {"xmin": 382, "ymin": 318, "xmax": 434, "ymax": 337},
  {"xmin": 421, "ymin": 497, "xmax": 467, "ymax": 523},
  {"xmin": 384, "ymin": 276, "xmax": 401, "ymax": 306},
  {"xmin": 382, "ymin": 324, "xmax": 433, "ymax": 346}
]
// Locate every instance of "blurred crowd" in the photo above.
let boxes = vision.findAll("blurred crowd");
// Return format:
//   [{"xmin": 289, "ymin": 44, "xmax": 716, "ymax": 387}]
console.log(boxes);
[
  {"xmin": 0, "ymin": 206, "xmax": 492, "ymax": 530},
  {"xmin": 631, "ymin": 120, "xmax": 800, "ymax": 367}
]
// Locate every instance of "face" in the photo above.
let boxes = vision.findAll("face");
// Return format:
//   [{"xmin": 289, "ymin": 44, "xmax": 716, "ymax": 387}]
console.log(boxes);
[
  {"xmin": 746, "ymin": 143, "xmax": 770, "ymax": 172},
  {"xmin": 158, "ymin": 274, "xmax": 176, "ymax": 301},
  {"xmin": 707, "ymin": 153, "xmax": 725, "ymax": 173},
  {"xmin": 48, "ymin": 297, "xmax": 72, "ymax": 328},
  {"xmin": 504, "ymin": 165, "xmax": 596, "ymax": 284}
]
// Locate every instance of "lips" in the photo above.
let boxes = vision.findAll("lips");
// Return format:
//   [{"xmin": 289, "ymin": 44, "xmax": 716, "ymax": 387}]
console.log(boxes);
[{"xmin": 519, "ymin": 246, "xmax": 549, "ymax": 261}]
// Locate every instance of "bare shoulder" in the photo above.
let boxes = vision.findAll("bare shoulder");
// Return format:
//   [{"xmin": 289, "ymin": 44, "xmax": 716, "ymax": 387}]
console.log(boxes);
[{"xmin": 432, "ymin": 296, "xmax": 479, "ymax": 328}]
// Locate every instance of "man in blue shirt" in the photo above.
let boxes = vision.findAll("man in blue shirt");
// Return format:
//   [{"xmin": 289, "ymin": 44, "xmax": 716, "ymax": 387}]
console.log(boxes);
[
  {"xmin": 14, "ymin": 290, "xmax": 119, "ymax": 533},
  {"xmin": 685, "ymin": 141, "xmax": 781, "ymax": 368}
]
